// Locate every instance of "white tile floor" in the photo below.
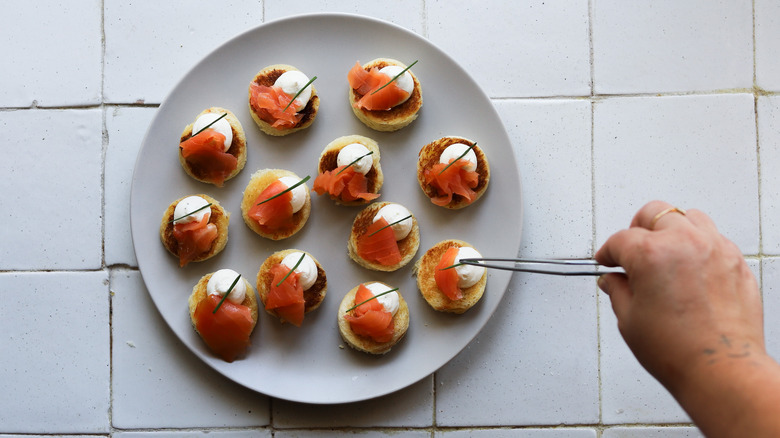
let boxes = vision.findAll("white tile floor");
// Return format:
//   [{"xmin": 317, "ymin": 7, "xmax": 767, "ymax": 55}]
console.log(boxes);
[{"xmin": 2, "ymin": 0, "xmax": 778, "ymax": 436}]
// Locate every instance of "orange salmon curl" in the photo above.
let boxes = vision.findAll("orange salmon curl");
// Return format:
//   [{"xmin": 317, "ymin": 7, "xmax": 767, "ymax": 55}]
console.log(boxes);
[
  {"xmin": 179, "ymin": 130, "xmax": 238, "ymax": 187},
  {"xmin": 347, "ymin": 62, "xmax": 409, "ymax": 111},
  {"xmin": 344, "ymin": 284, "xmax": 395, "ymax": 343}
]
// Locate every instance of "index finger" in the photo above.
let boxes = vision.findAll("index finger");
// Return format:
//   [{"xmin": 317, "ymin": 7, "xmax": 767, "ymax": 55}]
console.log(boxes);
[{"xmin": 595, "ymin": 227, "xmax": 650, "ymax": 269}]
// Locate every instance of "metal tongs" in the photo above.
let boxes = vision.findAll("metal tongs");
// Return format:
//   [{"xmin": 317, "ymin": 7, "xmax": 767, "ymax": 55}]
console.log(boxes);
[{"xmin": 457, "ymin": 258, "xmax": 626, "ymax": 276}]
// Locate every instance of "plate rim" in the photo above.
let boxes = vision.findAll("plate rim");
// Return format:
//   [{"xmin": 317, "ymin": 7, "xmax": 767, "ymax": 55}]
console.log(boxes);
[{"xmin": 130, "ymin": 12, "xmax": 523, "ymax": 404}]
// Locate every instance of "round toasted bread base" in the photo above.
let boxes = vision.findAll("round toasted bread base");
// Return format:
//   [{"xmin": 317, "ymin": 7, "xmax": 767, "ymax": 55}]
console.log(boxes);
[
  {"xmin": 413, "ymin": 239, "xmax": 487, "ymax": 314},
  {"xmin": 240, "ymin": 169, "xmax": 311, "ymax": 240},
  {"xmin": 179, "ymin": 107, "xmax": 247, "ymax": 186},
  {"xmin": 416, "ymin": 136, "xmax": 490, "ymax": 209},
  {"xmin": 347, "ymin": 202, "xmax": 420, "ymax": 272},
  {"xmin": 337, "ymin": 281, "xmax": 410, "ymax": 355},
  {"xmin": 159, "ymin": 194, "xmax": 230, "ymax": 265},
  {"xmin": 348, "ymin": 58, "xmax": 422, "ymax": 132},
  {"xmin": 256, "ymin": 249, "xmax": 328, "ymax": 323},
  {"xmin": 248, "ymin": 64, "xmax": 319, "ymax": 136},
  {"xmin": 316, "ymin": 134, "xmax": 384, "ymax": 206}
]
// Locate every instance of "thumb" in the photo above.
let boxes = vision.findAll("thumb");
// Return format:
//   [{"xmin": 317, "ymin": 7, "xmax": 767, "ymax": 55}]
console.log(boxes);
[{"xmin": 598, "ymin": 273, "xmax": 632, "ymax": 321}]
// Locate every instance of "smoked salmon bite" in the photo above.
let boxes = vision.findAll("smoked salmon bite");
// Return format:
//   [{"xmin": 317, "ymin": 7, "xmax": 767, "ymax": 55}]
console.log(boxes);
[
  {"xmin": 413, "ymin": 239, "xmax": 488, "ymax": 314},
  {"xmin": 188, "ymin": 269, "xmax": 259, "ymax": 363},
  {"xmin": 347, "ymin": 58, "xmax": 422, "ymax": 132},
  {"xmin": 159, "ymin": 194, "xmax": 229, "ymax": 268},
  {"xmin": 240, "ymin": 169, "xmax": 312, "ymax": 240},
  {"xmin": 337, "ymin": 281, "xmax": 409, "ymax": 355},
  {"xmin": 347, "ymin": 202, "xmax": 420, "ymax": 272},
  {"xmin": 416, "ymin": 136, "xmax": 490, "ymax": 209},
  {"xmin": 312, "ymin": 135, "xmax": 383, "ymax": 206},
  {"xmin": 178, "ymin": 108, "xmax": 246, "ymax": 187},
  {"xmin": 248, "ymin": 64, "xmax": 319, "ymax": 136},
  {"xmin": 256, "ymin": 249, "xmax": 328, "ymax": 326}
]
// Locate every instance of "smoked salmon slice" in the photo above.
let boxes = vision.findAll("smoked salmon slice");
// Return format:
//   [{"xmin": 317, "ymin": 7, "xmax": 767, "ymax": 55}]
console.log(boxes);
[
  {"xmin": 312, "ymin": 165, "xmax": 379, "ymax": 203},
  {"xmin": 193, "ymin": 294, "xmax": 254, "ymax": 362},
  {"xmin": 179, "ymin": 129, "xmax": 237, "ymax": 187},
  {"xmin": 249, "ymin": 82, "xmax": 302, "ymax": 128},
  {"xmin": 266, "ymin": 264, "xmax": 305, "ymax": 326},
  {"xmin": 172, "ymin": 215, "xmax": 218, "ymax": 267},
  {"xmin": 344, "ymin": 284, "xmax": 394, "ymax": 343},
  {"xmin": 357, "ymin": 217, "xmax": 402, "ymax": 266},
  {"xmin": 347, "ymin": 62, "xmax": 409, "ymax": 111},
  {"xmin": 435, "ymin": 246, "xmax": 463, "ymax": 300},
  {"xmin": 247, "ymin": 180, "xmax": 294, "ymax": 231},
  {"xmin": 423, "ymin": 159, "xmax": 479, "ymax": 206}
]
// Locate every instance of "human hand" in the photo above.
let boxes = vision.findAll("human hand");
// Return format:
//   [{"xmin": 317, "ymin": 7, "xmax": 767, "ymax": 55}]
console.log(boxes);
[{"xmin": 595, "ymin": 200, "xmax": 763, "ymax": 395}]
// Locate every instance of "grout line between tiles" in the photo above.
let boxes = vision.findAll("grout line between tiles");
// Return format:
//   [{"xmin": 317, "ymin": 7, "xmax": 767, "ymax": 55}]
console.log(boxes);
[{"xmin": 588, "ymin": 0, "xmax": 604, "ymax": 427}]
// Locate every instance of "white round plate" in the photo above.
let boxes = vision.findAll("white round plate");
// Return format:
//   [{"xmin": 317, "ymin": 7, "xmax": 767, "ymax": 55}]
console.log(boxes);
[{"xmin": 130, "ymin": 13, "xmax": 522, "ymax": 404}]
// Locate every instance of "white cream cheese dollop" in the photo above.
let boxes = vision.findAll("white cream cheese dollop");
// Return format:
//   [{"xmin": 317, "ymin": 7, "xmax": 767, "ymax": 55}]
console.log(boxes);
[
  {"xmin": 280, "ymin": 251, "xmax": 318, "ymax": 290},
  {"xmin": 365, "ymin": 282, "xmax": 399, "ymax": 316},
  {"xmin": 278, "ymin": 176, "xmax": 308, "ymax": 214},
  {"xmin": 192, "ymin": 113, "xmax": 233, "ymax": 151},
  {"xmin": 336, "ymin": 143, "xmax": 373, "ymax": 175},
  {"xmin": 439, "ymin": 143, "xmax": 477, "ymax": 172},
  {"xmin": 173, "ymin": 195, "xmax": 211, "ymax": 225},
  {"xmin": 207, "ymin": 269, "xmax": 247, "ymax": 304},
  {"xmin": 372, "ymin": 203, "xmax": 413, "ymax": 241},
  {"xmin": 452, "ymin": 247, "xmax": 486, "ymax": 288},
  {"xmin": 378, "ymin": 65, "xmax": 414, "ymax": 106},
  {"xmin": 274, "ymin": 70, "xmax": 313, "ymax": 113}
]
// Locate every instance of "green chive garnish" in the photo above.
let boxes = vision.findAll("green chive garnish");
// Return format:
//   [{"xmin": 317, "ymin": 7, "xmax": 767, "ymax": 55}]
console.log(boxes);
[
  {"xmin": 336, "ymin": 150, "xmax": 374, "ymax": 175},
  {"xmin": 345, "ymin": 287, "xmax": 399, "ymax": 313},
  {"xmin": 439, "ymin": 142, "xmax": 477, "ymax": 175},
  {"xmin": 439, "ymin": 262, "xmax": 464, "ymax": 271},
  {"xmin": 367, "ymin": 214, "xmax": 412, "ymax": 237},
  {"xmin": 276, "ymin": 253, "xmax": 306, "ymax": 287},
  {"xmin": 212, "ymin": 274, "xmax": 242, "ymax": 314},
  {"xmin": 193, "ymin": 113, "xmax": 228, "ymax": 137},
  {"xmin": 256, "ymin": 175, "xmax": 311, "ymax": 206},
  {"xmin": 170, "ymin": 203, "xmax": 212, "ymax": 224},
  {"xmin": 282, "ymin": 76, "xmax": 318, "ymax": 112},
  {"xmin": 370, "ymin": 60, "xmax": 418, "ymax": 95}
]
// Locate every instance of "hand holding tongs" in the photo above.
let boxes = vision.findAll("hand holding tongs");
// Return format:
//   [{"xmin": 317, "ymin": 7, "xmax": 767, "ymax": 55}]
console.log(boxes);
[{"xmin": 457, "ymin": 258, "xmax": 626, "ymax": 276}]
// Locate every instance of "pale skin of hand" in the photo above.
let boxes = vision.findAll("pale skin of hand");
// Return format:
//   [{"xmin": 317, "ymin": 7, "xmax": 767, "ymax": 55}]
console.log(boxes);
[{"xmin": 595, "ymin": 200, "xmax": 780, "ymax": 437}]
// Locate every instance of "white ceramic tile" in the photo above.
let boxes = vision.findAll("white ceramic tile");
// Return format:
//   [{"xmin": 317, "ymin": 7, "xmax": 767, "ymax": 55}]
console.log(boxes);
[
  {"xmin": 110, "ymin": 269, "xmax": 270, "ymax": 428},
  {"xmin": 0, "ymin": 110, "xmax": 103, "ymax": 270},
  {"xmin": 762, "ymin": 257, "xmax": 780, "ymax": 361},
  {"xmin": 600, "ymin": 259, "xmax": 760, "ymax": 424},
  {"xmin": 758, "ymin": 96, "xmax": 780, "ymax": 254},
  {"xmin": 602, "ymin": 427, "xmax": 703, "ymax": 438},
  {"xmin": 105, "ymin": 106, "xmax": 159, "ymax": 266},
  {"xmin": 103, "ymin": 1, "xmax": 262, "ymax": 104},
  {"xmin": 756, "ymin": 0, "xmax": 780, "ymax": 91},
  {"xmin": 0, "ymin": 0, "xmax": 101, "ymax": 107},
  {"xmin": 435, "ymin": 272, "xmax": 599, "ymax": 426},
  {"xmin": 592, "ymin": 0, "xmax": 753, "ymax": 94},
  {"xmin": 273, "ymin": 378, "xmax": 433, "ymax": 428},
  {"xmin": 437, "ymin": 429, "xmax": 597, "ymax": 438},
  {"xmin": 593, "ymin": 94, "xmax": 759, "ymax": 253},
  {"xmin": 427, "ymin": 0, "xmax": 591, "ymax": 98},
  {"xmin": 265, "ymin": 0, "xmax": 424, "ymax": 35},
  {"xmin": 115, "ymin": 432, "xmax": 270, "ymax": 438},
  {"xmin": 494, "ymin": 99, "xmax": 592, "ymax": 258},
  {"xmin": 276, "ymin": 431, "xmax": 430, "ymax": 438},
  {"xmin": 0, "ymin": 271, "xmax": 110, "ymax": 433}
]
